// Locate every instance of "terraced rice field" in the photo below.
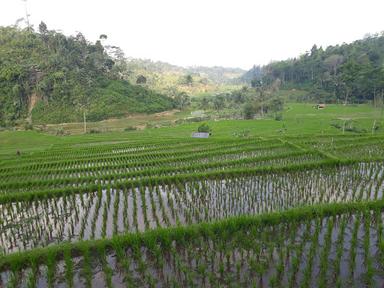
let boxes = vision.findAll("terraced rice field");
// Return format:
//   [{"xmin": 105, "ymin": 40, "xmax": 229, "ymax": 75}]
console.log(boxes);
[{"xmin": 1, "ymin": 135, "xmax": 384, "ymax": 287}]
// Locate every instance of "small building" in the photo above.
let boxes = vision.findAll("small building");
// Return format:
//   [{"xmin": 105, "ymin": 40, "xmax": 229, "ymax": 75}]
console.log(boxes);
[{"xmin": 192, "ymin": 132, "xmax": 210, "ymax": 138}]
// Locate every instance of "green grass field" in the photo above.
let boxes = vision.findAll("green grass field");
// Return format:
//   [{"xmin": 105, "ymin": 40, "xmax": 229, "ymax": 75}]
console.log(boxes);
[{"xmin": 1, "ymin": 103, "xmax": 382, "ymax": 155}]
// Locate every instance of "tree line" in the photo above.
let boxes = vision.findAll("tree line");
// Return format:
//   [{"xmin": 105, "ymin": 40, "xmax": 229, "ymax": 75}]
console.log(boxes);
[
  {"xmin": 195, "ymin": 84, "xmax": 283, "ymax": 120},
  {"xmin": 253, "ymin": 32, "xmax": 384, "ymax": 104}
]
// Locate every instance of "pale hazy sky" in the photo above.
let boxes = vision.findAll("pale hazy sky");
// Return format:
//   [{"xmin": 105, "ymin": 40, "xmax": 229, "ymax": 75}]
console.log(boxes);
[{"xmin": 1, "ymin": 0, "xmax": 383, "ymax": 69}]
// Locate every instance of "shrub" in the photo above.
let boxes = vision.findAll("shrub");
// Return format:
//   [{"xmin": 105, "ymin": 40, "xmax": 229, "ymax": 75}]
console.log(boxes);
[
  {"xmin": 124, "ymin": 126, "xmax": 137, "ymax": 131},
  {"xmin": 243, "ymin": 103, "xmax": 255, "ymax": 119},
  {"xmin": 198, "ymin": 123, "xmax": 211, "ymax": 133},
  {"xmin": 24, "ymin": 123, "xmax": 34, "ymax": 130},
  {"xmin": 274, "ymin": 113, "xmax": 283, "ymax": 121},
  {"xmin": 89, "ymin": 129, "xmax": 101, "ymax": 134}
]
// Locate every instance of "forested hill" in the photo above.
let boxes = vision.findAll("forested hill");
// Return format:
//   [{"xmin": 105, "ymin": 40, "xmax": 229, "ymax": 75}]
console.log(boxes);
[
  {"xmin": 0, "ymin": 24, "xmax": 175, "ymax": 126},
  {"xmin": 253, "ymin": 33, "xmax": 384, "ymax": 104},
  {"xmin": 124, "ymin": 58, "xmax": 245, "ymax": 84},
  {"xmin": 122, "ymin": 58, "xmax": 245, "ymax": 97}
]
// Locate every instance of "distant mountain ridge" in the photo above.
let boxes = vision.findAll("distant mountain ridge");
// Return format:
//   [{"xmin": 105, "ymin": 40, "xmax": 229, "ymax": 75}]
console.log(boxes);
[
  {"xmin": 125, "ymin": 58, "xmax": 245, "ymax": 83},
  {"xmin": 121, "ymin": 58, "xmax": 245, "ymax": 97}
]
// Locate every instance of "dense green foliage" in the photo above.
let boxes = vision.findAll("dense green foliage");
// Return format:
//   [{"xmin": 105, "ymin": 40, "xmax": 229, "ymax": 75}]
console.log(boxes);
[
  {"xmin": 254, "ymin": 33, "xmax": 384, "ymax": 104},
  {"xmin": 0, "ymin": 25, "xmax": 175, "ymax": 125},
  {"xmin": 121, "ymin": 58, "xmax": 245, "ymax": 98},
  {"xmin": 197, "ymin": 122, "xmax": 210, "ymax": 133},
  {"xmin": 31, "ymin": 79, "xmax": 176, "ymax": 123},
  {"xmin": 195, "ymin": 86, "xmax": 284, "ymax": 119},
  {"xmin": 124, "ymin": 58, "xmax": 245, "ymax": 85}
]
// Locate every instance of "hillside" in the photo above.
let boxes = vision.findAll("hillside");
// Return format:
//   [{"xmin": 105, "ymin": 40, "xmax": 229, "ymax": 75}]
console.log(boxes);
[
  {"xmin": 0, "ymin": 24, "xmax": 175, "ymax": 126},
  {"xmin": 246, "ymin": 33, "xmax": 384, "ymax": 104},
  {"xmin": 122, "ymin": 58, "xmax": 245, "ymax": 96}
]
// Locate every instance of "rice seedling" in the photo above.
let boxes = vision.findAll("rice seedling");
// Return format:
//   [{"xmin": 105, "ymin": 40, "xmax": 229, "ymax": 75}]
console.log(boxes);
[{"xmin": 1, "ymin": 135, "xmax": 384, "ymax": 286}]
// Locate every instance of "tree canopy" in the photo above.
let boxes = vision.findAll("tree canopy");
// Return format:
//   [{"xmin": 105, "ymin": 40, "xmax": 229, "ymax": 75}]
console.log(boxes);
[
  {"xmin": 0, "ymin": 23, "xmax": 175, "ymax": 126},
  {"xmin": 251, "ymin": 33, "xmax": 384, "ymax": 104}
]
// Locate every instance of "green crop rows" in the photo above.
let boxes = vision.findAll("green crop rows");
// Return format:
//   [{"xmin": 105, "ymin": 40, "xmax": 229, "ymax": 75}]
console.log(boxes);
[{"xmin": 1, "ymin": 135, "xmax": 384, "ymax": 287}]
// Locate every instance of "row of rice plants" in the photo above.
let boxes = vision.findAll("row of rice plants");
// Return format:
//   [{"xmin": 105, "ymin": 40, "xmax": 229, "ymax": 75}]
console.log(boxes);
[
  {"xmin": 0, "ymin": 143, "xmax": 298, "ymax": 189},
  {"xmin": 1, "ymin": 162, "xmax": 383, "ymax": 254},
  {"xmin": 0, "ymin": 149, "xmax": 319, "ymax": 194},
  {"xmin": 1, "ymin": 200, "xmax": 383, "ymax": 287},
  {"xmin": 0, "ymin": 140, "xmax": 282, "ymax": 183},
  {"xmin": 0, "ymin": 138, "xmax": 272, "ymax": 171}
]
